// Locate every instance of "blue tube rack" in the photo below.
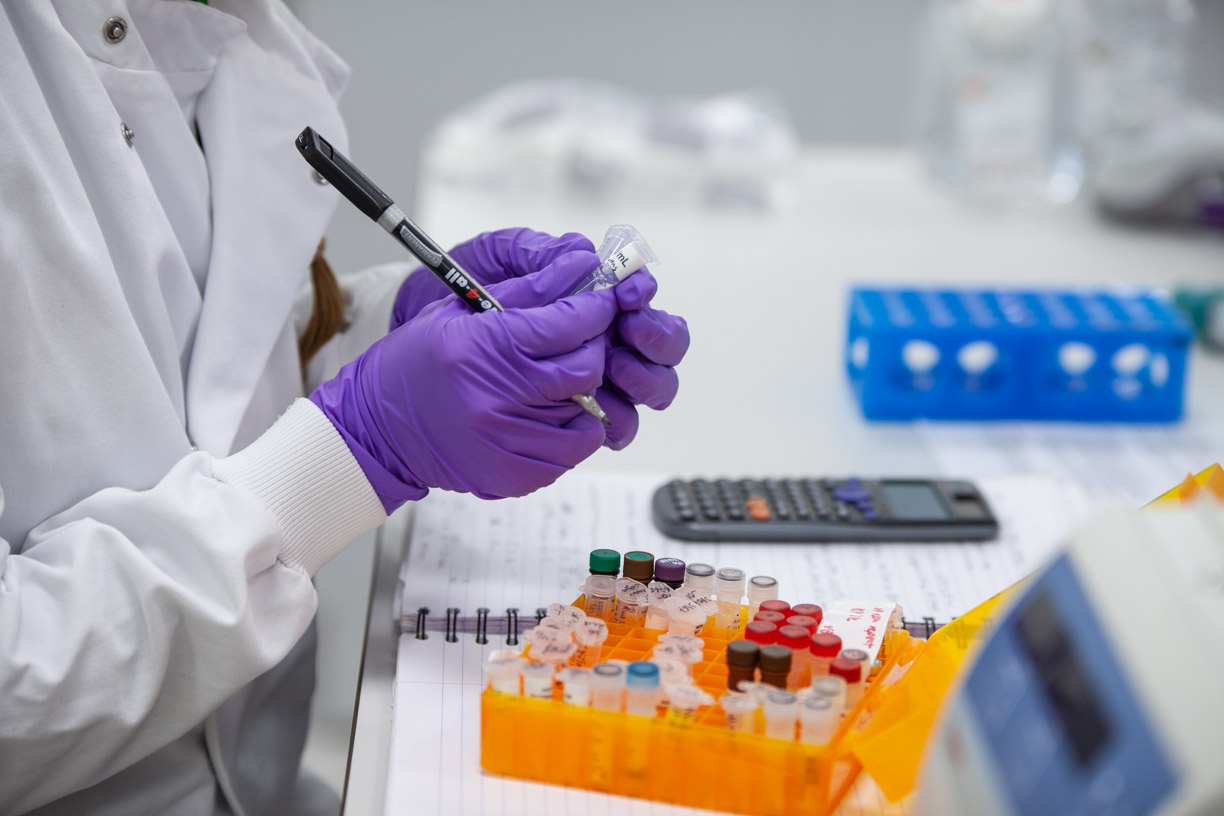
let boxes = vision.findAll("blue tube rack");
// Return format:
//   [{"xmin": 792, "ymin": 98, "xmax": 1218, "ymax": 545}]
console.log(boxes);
[{"xmin": 845, "ymin": 287, "xmax": 1193, "ymax": 422}]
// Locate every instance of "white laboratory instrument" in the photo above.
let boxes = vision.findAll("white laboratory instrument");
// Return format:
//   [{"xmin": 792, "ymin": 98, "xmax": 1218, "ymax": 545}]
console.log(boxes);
[{"xmin": 915, "ymin": 503, "xmax": 1224, "ymax": 816}]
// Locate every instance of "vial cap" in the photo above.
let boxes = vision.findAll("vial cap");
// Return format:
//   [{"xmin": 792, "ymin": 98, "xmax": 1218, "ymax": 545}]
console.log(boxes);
[
  {"xmin": 829, "ymin": 657, "xmax": 862, "ymax": 683},
  {"xmin": 623, "ymin": 551, "xmax": 655, "ymax": 583},
  {"xmin": 754, "ymin": 610, "xmax": 787, "ymax": 626},
  {"xmin": 653, "ymin": 557, "xmax": 686, "ymax": 583},
  {"xmin": 809, "ymin": 633, "xmax": 842, "ymax": 656},
  {"xmin": 592, "ymin": 663, "xmax": 625, "ymax": 680},
  {"xmin": 758, "ymin": 644, "xmax": 793, "ymax": 673},
  {"xmin": 840, "ymin": 648, "xmax": 869, "ymax": 663},
  {"xmin": 785, "ymin": 615, "xmax": 818, "ymax": 634},
  {"xmin": 584, "ymin": 575, "xmax": 616, "ymax": 597},
  {"xmin": 748, "ymin": 575, "xmax": 778, "ymax": 592},
  {"xmin": 726, "ymin": 640, "xmax": 760, "ymax": 667},
  {"xmin": 588, "ymin": 549, "xmax": 620, "ymax": 575},
  {"xmin": 684, "ymin": 562, "xmax": 715, "ymax": 580},
  {"xmin": 626, "ymin": 661, "xmax": 661, "ymax": 689},
  {"xmin": 759, "ymin": 599, "xmax": 791, "ymax": 616},
  {"xmin": 778, "ymin": 625, "xmax": 811, "ymax": 650},
  {"xmin": 744, "ymin": 621, "xmax": 778, "ymax": 645},
  {"xmin": 715, "ymin": 567, "xmax": 745, "ymax": 588},
  {"xmin": 790, "ymin": 603, "xmax": 822, "ymax": 620}
]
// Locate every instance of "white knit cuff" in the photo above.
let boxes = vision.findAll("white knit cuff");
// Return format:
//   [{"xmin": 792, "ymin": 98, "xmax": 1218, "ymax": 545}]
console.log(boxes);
[{"xmin": 212, "ymin": 399, "xmax": 386, "ymax": 576}]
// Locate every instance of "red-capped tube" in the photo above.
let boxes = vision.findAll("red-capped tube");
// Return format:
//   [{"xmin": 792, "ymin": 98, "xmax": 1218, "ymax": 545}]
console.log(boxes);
[
  {"xmin": 758, "ymin": 599, "xmax": 791, "ymax": 617},
  {"xmin": 809, "ymin": 633, "xmax": 842, "ymax": 679},
  {"xmin": 745, "ymin": 621, "xmax": 779, "ymax": 645},
  {"xmin": 754, "ymin": 610, "xmax": 787, "ymax": 626},
  {"xmin": 785, "ymin": 614, "xmax": 818, "ymax": 634},
  {"xmin": 790, "ymin": 604, "xmax": 823, "ymax": 628}
]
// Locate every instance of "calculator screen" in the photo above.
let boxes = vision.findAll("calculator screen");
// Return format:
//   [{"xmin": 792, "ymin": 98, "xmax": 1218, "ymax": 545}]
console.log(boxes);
[{"xmin": 879, "ymin": 483, "xmax": 950, "ymax": 520}]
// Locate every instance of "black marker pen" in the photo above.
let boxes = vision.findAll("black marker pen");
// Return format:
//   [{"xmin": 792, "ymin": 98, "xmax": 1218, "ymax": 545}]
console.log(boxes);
[{"xmin": 295, "ymin": 126, "xmax": 609, "ymax": 424}]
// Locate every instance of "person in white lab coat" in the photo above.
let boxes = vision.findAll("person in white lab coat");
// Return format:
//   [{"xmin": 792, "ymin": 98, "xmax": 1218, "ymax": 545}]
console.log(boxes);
[{"xmin": 0, "ymin": 1, "xmax": 689, "ymax": 814}]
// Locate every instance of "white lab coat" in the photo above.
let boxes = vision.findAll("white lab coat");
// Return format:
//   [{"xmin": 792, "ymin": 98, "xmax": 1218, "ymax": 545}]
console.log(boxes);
[{"xmin": 0, "ymin": 1, "xmax": 402, "ymax": 813}]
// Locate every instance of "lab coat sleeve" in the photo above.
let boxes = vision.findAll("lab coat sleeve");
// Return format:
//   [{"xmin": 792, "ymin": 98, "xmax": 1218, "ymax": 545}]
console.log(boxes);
[
  {"xmin": 0, "ymin": 399, "xmax": 385, "ymax": 813},
  {"xmin": 301, "ymin": 261, "xmax": 414, "ymax": 388}
]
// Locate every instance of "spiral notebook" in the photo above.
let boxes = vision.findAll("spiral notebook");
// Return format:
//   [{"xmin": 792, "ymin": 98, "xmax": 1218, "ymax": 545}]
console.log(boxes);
[{"xmin": 383, "ymin": 471, "xmax": 1084, "ymax": 815}]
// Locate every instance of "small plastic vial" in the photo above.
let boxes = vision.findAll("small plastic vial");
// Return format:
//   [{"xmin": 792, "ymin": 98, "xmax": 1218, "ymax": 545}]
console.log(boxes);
[
  {"xmin": 809, "ymin": 633, "xmax": 842, "ymax": 679},
  {"xmin": 725, "ymin": 639, "xmax": 760, "ymax": 692},
  {"xmin": 758, "ymin": 644, "xmax": 792, "ymax": 689},
  {"xmin": 663, "ymin": 595, "xmax": 707, "ymax": 637},
  {"xmin": 519, "ymin": 662, "xmax": 557, "ymax": 701},
  {"xmin": 581, "ymin": 575, "xmax": 617, "ymax": 620},
  {"xmin": 778, "ymin": 625, "xmax": 811, "ymax": 689},
  {"xmin": 612, "ymin": 577, "xmax": 648, "ymax": 626},
  {"xmin": 714, "ymin": 567, "xmax": 746, "ymax": 632},
  {"xmin": 559, "ymin": 668, "xmax": 593, "ymax": 707},
  {"xmin": 811, "ymin": 674, "xmax": 847, "ymax": 717},
  {"xmin": 682, "ymin": 563, "xmax": 716, "ymax": 596},
  {"xmin": 763, "ymin": 689, "xmax": 799, "ymax": 741},
  {"xmin": 745, "ymin": 575, "xmax": 779, "ymax": 621},
  {"xmin": 663, "ymin": 683, "xmax": 713, "ymax": 727},
  {"xmin": 758, "ymin": 599, "xmax": 791, "ymax": 617},
  {"xmin": 785, "ymin": 615, "xmax": 818, "ymax": 635},
  {"xmin": 830, "ymin": 657, "xmax": 864, "ymax": 712},
  {"xmin": 653, "ymin": 557, "xmax": 686, "ymax": 589},
  {"xmin": 643, "ymin": 580, "xmax": 675, "ymax": 630},
  {"xmin": 800, "ymin": 696, "xmax": 838, "ymax": 745},
  {"xmin": 754, "ymin": 610, "xmax": 787, "ymax": 627},
  {"xmin": 790, "ymin": 604, "xmax": 823, "ymax": 628},
  {"xmin": 590, "ymin": 663, "xmax": 626, "ymax": 712},
  {"xmin": 720, "ymin": 691, "xmax": 760, "ymax": 733},
  {"xmin": 588, "ymin": 548, "xmax": 620, "ymax": 577},
  {"xmin": 484, "ymin": 654, "xmax": 524, "ymax": 695},
  {"xmin": 570, "ymin": 225, "xmax": 659, "ymax": 294},
  {"xmin": 839, "ymin": 648, "xmax": 871, "ymax": 687},
  {"xmin": 572, "ymin": 617, "xmax": 609, "ymax": 667},
  {"xmin": 622, "ymin": 551, "xmax": 655, "ymax": 586},
  {"xmin": 744, "ymin": 621, "xmax": 779, "ymax": 646},
  {"xmin": 625, "ymin": 661, "xmax": 661, "ymax": 717}
]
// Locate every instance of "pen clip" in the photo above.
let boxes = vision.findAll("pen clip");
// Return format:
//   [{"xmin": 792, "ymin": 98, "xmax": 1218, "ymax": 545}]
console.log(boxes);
[{"xmin": 295, "ymin": 126, "xmax": 393, "ymax": 221}]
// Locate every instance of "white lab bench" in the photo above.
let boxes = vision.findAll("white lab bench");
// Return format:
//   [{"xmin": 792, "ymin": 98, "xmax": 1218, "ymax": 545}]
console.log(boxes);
[{"xmin": 338, "ymin": 148, "xmax": 1224, "ymax": 815}]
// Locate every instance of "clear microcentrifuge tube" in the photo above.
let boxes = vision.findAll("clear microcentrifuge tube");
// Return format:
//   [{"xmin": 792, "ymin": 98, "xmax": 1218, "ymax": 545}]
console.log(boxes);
[
  {"xmin": 662, "ymin": 595, "xmax": 707, "ymax": 637},
  {"xmin": 800, "ymin": 695, "xmax": 838, "ymax": 745},
  {"xmin": 625, "ymin": 661, "xmax": 661, "ymax": 718},
  {"xmin": 643, "ymin": 580, "xmax": 674, "ymax": 630},
  {"xmin": 763, "ymin": 689, "xmax": 799, "ymax": 741},
  {"xmin": 720, "ymin": 691, "xmax": 760, "ymax": 734},
  {"xmin": 811, "ymin": 674, "xmax": 847, "ymax": 717},
  {"xmin": 520, "ymin": 662, "xmax": 557, "ymax": 701},
  {"xmin": 536, "ymin": 640, "xmax": 578, "ymax": 675},
  {"xmin": 559, "ymin": 668, "xmax": 594, "ymax": 707},
  {"xmin": 572, "ymin": 617, "xmax": 609, "ymax": 667},
  {"xmin": 714, "ymin": 567, "xmax": 746, "ymax": 632},
  {"xmin": 683, "ymin": 563, "xmax": 716, "ymax": 597},
  {"xmin": 657, "ymin": 634, "xmax": 705, "ymax": 652},
  {"xmin": 548, "ymin": 603, "xmax": 587, "ymax": 622},
  {"xmin": 485, "ymin": 654, "xmax": 524, "ymax": 695},
  {"xmin": 590, "ymin": 663, "xmax": 626, "ymax": 713},
  {"xmin": 612, "ymin": 577, "xmax": 648, "ymax": 627},
  {"xmin": 663, "ymin": 683, "xmax": 714, "ymax": 727},
  {"xmin": 746, "ymin": 575, "xmax": 779, "ymax": 621},
  {"xmin": 581, "ymin": 575, "xmax": 617, "ymax": 621},
  {"xmin": 538, "ymin": 615, "xmax": 579, "ymax": 637},
  {"xmin": 569, "ymin": 225, "xmax": 659, "ymax": 295}
]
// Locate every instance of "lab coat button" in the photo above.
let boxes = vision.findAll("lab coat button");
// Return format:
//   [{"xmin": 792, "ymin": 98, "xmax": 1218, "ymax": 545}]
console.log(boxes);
[
  {"xmin": 121, "ymin": 122, "xmax": 134, "ymax": 146},
  {"xmin": 103, "ymin": 16, "xmax": 128, "ymax": 43}
]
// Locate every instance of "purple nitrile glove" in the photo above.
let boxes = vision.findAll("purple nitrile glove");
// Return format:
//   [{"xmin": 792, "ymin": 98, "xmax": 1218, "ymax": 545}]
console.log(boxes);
[
  {"xmin": 312, "ymin": 250, "xmax": 617, "ymax": 513},
  {"xmin": 595, "ymin": 268, "xmax": 691, "ymax": 450},
  {"xmin": 391, "ymin": 228, "xmax": 595, "ymax": 329}
]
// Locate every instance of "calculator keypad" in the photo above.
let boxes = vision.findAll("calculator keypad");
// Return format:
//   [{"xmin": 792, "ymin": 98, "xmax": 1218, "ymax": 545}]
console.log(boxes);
[{"xmin": 665, "ymin": 478, "xmax": 883, "ymax": 525}]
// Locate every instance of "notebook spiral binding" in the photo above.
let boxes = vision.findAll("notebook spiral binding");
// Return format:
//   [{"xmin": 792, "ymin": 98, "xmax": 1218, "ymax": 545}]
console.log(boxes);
[{"xmin": 403, "ymin": 607, "xmax": 946, "ymax": 643}]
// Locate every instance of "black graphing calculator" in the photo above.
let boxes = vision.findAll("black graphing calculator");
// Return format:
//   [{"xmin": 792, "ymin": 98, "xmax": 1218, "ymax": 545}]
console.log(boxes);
[{"xmin": 651, "ymin": 477, "xmax": 999, "ymax": 543}]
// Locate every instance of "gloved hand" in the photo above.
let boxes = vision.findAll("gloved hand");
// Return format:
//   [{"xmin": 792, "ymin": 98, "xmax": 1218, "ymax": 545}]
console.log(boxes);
[
  {"xmin": 391, "ymin": 228, "xmax": 691, "ymax": 451},
  {"xmin": 312, "ymin": 251, "xmax": 617, "ymax": 512}
]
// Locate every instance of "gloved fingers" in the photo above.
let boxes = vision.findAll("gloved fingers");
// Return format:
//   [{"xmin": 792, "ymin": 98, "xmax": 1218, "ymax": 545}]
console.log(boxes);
[
  {"xmin": 595, "ymin": 385, "xmax": 640, "ymax": 451},
  {"xmin": 495, "ymin": 286, "xmax": 618, "ymax": 358},
  {"xmin": 607, "ymin": 347, "xmax": 680, "ymax": 410},
  {"xmin": 615, "ymin": 307, "xmax": 690, "ymax": 366},
  {"xmin": 468, "ymin": 420, "xmax": 604, "ymax": 499},
  {"xmin": 524, "ymin": 340, "xmax": 607, "ymax": 403},
  {"xmin": 612, "ymin": 268, "xmax": 659, "ymax": 311},
  {"xmin": 450, "ymin": 228, "xmax": 596, "ymax": 283},
  {"xmin": 490, "ymin": 250, "xmax": 602, "ymax": 309}
]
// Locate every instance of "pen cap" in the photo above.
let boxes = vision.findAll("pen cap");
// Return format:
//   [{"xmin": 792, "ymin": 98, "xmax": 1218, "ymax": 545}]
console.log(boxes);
[
  {"xmin": 726, "ymin": 640, "xmax": 760, "ymax": 668},
  {"xmin": 588, "ymin": 548, "xmax": 621, "ymax": 576},
  {"xmin": 683, "ymin": 562, "xmax": 716, "ymax": 590},
  {"xmin": 745, "ymin": 621, "xmax": 779, "ymax": 645},
  {"xmin": 759, "ymin": 599, "xmax": 791, "ymax": 616},
  {"xmin": 623, "ymin": 551, "xmax": 655, "ymax": 584},
  {"xmin": 746, "ymin": 576, "xmax": 779, "ymax": 601},
  {"xmin": 715, "ymin": 567, "xmax": 746, "ymax": 599},
  {"xmin": 810, "ymin": 633, "xmax": 842, "ymax": 657},
  {"xmin": 653, "ymin": 557, "xmax": 686, "ymax": 585}
]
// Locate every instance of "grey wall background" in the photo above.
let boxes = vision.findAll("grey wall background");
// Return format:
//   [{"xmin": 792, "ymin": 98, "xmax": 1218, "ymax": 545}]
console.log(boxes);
[{"xmin": 291, "ymin": 0, "xmax": 1224, "ymax": 276}]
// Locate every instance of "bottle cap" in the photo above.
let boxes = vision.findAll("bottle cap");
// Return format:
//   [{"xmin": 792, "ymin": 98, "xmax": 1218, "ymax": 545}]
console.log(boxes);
[
  {"xmin": 759, "ymin": 599, "xmax": 791, "ymax": 616},
  {"xmin": 790, "ymin": 603, "xmax": 822, "ymax": 621},
  {"xmin": 588, "ymin": 549, "xmax": 620, "ymax": 575},
  {"xmin": 747, "ymin": 575, "xmax": 778, "ymax": 595},
  {"xmin": 626, "ymin": 661, "xmax": 661, "ymax": 689},
  {"xmin": 778, "ymin": 625, "xmax": 811, "ymax": 651},
  {"xmin": 726, "ymin": 639, "xmax": 760, "ymax": 667},
  {"xmin": 758, "ymin": 644, "xmax": 793, "ymax": 673},
  {"xmin": 785, "ymin": 615, "xmax": 818, "ymax": 634},
  {"xmin": 754, "ymin": 610, "xmax": 787, "ymax": 626},
  {"xmin": 653, "ymin": 557, "xmax": 686, "ymax": 584},
  {"xmin": 623, "ymin": 551, "xmax": 655, "ymax": 583},
  {"xmin": 809, "ymin": 632, "xmax": 842, "ymax": 657},
  {"xmin": 744, "ymin": 621, "xmax": 778, "ymax": 645},
  {"xmin": 829, "ymin": 657, "xmax": 862, "ymax": 683},
  {"xmin": 684, "ymin": 562, "xmax": 716, "ymax": 584}
]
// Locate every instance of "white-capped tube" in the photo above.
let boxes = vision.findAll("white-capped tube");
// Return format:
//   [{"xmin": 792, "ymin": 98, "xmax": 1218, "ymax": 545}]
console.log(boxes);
[
  {"xmin": 800, "ymin": 696, "xmax": 838, "ymax": 745},
  {"xmin": 714, "ymin": 567, "xmax": 746, "ymax": 632},
  {"xmin": 559, "ymin": 668, "xmax": 593, "ymax": 707},
  {"xmin": 811, "ymin": 674, "xmax": 847, "ymax": 717},
  {"xmin": 663, "ymin": 683, "xmax": 713, "ymax": 727},
  {"xmin": 746, "ymin": 575, "xmax": 779, "ymax": 621},
  {"xmin": 720, "ymin": 691, "xmax": 760, "ymax": 734},
  {"xmin": 571, "ymin": 224, "xmax": 659, "ymax": 294},
  {"xmin": 763, "ymin": 690, "xmax": 799, "ymax": 741},
  {"xmin": 683, "ymin": 563, "xmax": 716, "ymax": 596},
  {"xmin": 520, "ymin": 662, "xmax": 556, "ymax": 701},
  {"xmin": 590, "ymin": 663, "xmax": 626, "ymax": 712},
  {"xmin": 485, "ymin": 654, "xmax": 524, "ymax": 695}
]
